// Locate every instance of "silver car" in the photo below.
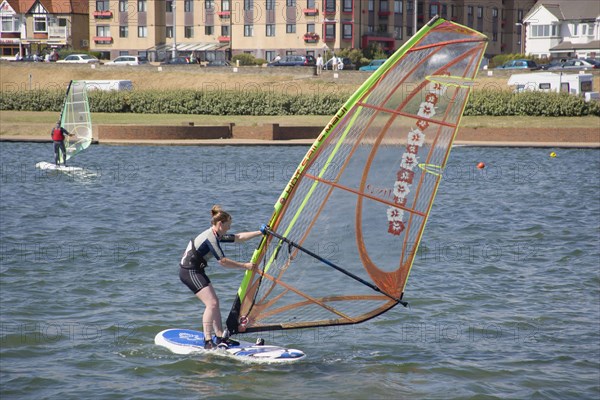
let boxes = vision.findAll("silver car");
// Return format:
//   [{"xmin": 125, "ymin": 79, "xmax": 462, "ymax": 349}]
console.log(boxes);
[
  {"xmin": 105, "ymin": 55, "xmax": 149, "ymax": 66},
  {"xmin": 56, "ymin": 54, "xmax": 100, "ymax": 64}
]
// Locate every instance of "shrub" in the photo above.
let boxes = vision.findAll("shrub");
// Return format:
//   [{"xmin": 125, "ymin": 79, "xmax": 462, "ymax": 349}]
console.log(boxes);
[{"xmin": 1, "ymin": 87, "xmax": 598, "ymax": 117}]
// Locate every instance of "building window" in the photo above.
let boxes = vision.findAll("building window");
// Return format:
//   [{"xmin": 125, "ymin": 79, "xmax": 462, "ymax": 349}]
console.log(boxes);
[
  {"xmin": 286, "ymin": 0, "xmax": 296, "ymax": 6},
  {"xmin": 119, "ymin": 25, "xmax": 128, "ymax": 37},
  {"xmin": 221, "ymin": 0, "xmax": 229, "ymax": 11},
  {"xmin": 286, "ymin": 24, "xmax": 296, "ymax": 33},
  {"xmin": 185, "ymin": 0, "xmax": 193, "ymax": 12},
  {"xmin": 492, "ymin": 32, "xmax": 497, "ymax": 42},
  {"xmin": 368, "ymin": 0, "xmax": 374, "ymax": 12},
  {"xmin": 96, "ymin": 0, "xmax": 110, "ymax": 11},
  {"xmin": 221, "ymin": 25, "xmax": 229, "ymax": 35},
  {"xmin": 244, "ymin": 24, "xmax": 254, "ymax": 36},
  {"xmin": 325, "ymin": 23, "xmax": 335, "ymax": 39},
  {"xmin": 266, "ymin": 50, "xmax": 276, "ymax": 61},
  {"xmin": 1, "ymin": 16, "xmax": 20, "ymax": 32},
  {"xmin": 119, "ymin": 0, "xmax": 128, "ymax": 12},
  {"xmin": 185, "ymin": 26, "xmax": 194, "ymax": 37},
  {"xmin": 477, "ymin": 7, "xmax": 483, "ymax": 19},
  {"xmin": 394, "ymin": 0, "xmax": 402, "ymax": 14},
  {"xmin": 492, "ymin": 8, "xmax": 498, "ymax": 18},
  {"xmin": 266, "ymin": 0, "xmax": 275, "ymax": 10},
  {"xmin": 343, "ymin": 0, "xmax": 352, "ymax": 12},
  {"xmin": 33, "ymin": 16, "xmax": 47, "ymax": 32},
  {"xmin": 138, "ymin": 25, "xmax": 147, "ymax": 37},
  {"xmin": 429, "ymin": 3, "xmax": 438, "ymax": 18},
  {"xmin": 97, "ymin": 25, "xmax": 110, "ymax": 36},
  {"xmin": 394, "ymin": 26, "xmax": 402, "ymax": 40},
  {"xmin": 380, "ymin": 0, "xmax": 389, "ymax": 13},
  {"xmin": 205, "ymin": 0, "xmax": 214, "ymax": 9},
  {"xmin": 244, "ymin": 0, "xmax": 253, "ymax": 10},
  {"xmin": 342, "ymin": 23, "xmax": 352, "ymax": 39},
  {"xmin": 531, "ymin": 25, "xmax": 558, "ymax": 37},
  {"xmin": 166, "ymin": 1, "xmax": 173, "ymax": 12},
  {"xmin": 467, "ymin": 6, "xmax": 473, "ymax": 16},
  {"xmin": 324, "ymin": 0, "xmax": 335, "ymax": 13},
  {"xmin": 166, "ymin": 26, "xmax": 173, "ymax": 38},
  {"xmin": 266, "ymin": 24, "xmax": 275, "ymax": 36},
  {"xmin": 205, "ymin": 25, "xmax": 214, "ymax": 35},
  {"xmin": 307, "ymin": 23, "xmax": 315, "ymax": 32},
  {"xmin": 138, "ymin": 0, "xmax": 146, "ymax": 12}
]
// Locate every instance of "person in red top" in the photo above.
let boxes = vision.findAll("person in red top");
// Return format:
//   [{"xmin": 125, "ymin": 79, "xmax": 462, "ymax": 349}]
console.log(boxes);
[{"xmin": 51, "ymin": 122, "xmax": 71, "ymax": 166}]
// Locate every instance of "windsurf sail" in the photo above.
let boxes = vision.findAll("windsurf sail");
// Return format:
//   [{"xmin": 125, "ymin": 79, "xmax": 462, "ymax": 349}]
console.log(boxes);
[
  {"xmin": 59, "ymin": 80, "xmax": 92, "ymax": 162},
  {"xmin": 226, "ymin": 16, "xmax": 488, "ymax": 334}
]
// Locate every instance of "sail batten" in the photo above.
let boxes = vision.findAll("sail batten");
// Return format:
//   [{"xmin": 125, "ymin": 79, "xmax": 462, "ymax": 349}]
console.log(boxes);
[{"xmin": 226, "ymin": 17, "xmax": 488, "ymax": 334}]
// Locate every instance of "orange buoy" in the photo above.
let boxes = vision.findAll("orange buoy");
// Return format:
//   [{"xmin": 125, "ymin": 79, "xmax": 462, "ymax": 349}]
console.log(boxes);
[{"xmin": 477, "ymin": 162, "xmax": 485, "ymax": 169}]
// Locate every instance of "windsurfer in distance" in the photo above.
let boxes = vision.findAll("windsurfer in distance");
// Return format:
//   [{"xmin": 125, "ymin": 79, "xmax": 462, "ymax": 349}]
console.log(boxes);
[
  {"xmin": 179, "ymin": 205, "xmax": 263, "ymax": 350},
  {"xmin": 51, "ymin": 121, "xmax": 71, "ymax": 166}
]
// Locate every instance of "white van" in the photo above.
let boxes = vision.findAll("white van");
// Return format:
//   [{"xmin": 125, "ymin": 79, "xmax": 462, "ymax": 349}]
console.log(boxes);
[
  {"xmin": 84, "ymin": 80, "xmax": 133, "ymax": 91},
  {"xmin": 508, "ymin": 72, "xmax": 593, "ymax": 96}
]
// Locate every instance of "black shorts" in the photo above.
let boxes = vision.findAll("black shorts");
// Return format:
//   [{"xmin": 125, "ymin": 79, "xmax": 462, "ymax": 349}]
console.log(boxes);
[{"xmin": 179, "ymin": 267, "xmax": 211, "ymax": 294}]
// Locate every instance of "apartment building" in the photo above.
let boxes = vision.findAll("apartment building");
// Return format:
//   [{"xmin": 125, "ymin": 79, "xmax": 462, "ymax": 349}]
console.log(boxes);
[
  {"xmin": 1, "ymin": 1, "xmax": 537, "ymax": 61},
  {"xmin": 0, "ymin": 0, "xmax": 89, "ymax": 58}
]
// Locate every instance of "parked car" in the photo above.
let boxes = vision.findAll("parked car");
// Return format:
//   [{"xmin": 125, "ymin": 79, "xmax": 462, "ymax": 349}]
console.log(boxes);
[
  {"xmin": 206, "ymin": 60, "xmax": 231, "ymax": 67},
  {"xmin": 583, "ymin": 58, "xmax": 600, "ymax": 68},
  {"xmin": 323, "ymin": 57, "xmax": 356, "ymax": 70},
  {"xmin": 495, "ymin": 59, "xmax": 540, "ymax": 70},
  {"xmin": 548, "ymin": 59, "xmax": 598, "ymax": 70},
  {"xmin": 539, "ymin": 60, "xmax": 566, "ymax": 70},
  {"xmin": 160, "ymin": 56, "xmax": 191, "ymax": 65},
  {"xmin": 268, "ymin": 55, "xmax": 316, "ymax": 66},
  {"xmin": 56, "ymin": 54, "xmax": 100, "ymax": 64},
  {"xmin": 105, "ymin": 55, "xmax": 149, "ymax": 66},
  {"xmin": 359, "ymin": 59, "xmax": 387, "ymax": 72}
]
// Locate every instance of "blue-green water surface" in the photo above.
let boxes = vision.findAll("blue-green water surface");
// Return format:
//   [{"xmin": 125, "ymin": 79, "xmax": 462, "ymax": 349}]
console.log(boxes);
[{"xmin": 1, "ymin": 143, "xmax": 598, "ymax": 399}]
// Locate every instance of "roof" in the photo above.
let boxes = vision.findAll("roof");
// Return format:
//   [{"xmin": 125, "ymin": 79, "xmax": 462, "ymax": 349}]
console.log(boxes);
[
  {"xmin": 550, "ymin": 40, "xmax": 600, "ymax": 52},
  {"xmin": 525, "ymin": 0, "xmax": 600, "ymax": 21},
  {"xmin": 152, "ymin": 42, "xmax": 230, "ymax": 53},
  {"xmin": 5, "ymin": 0, "xmax": 87, "ymax": 14}
]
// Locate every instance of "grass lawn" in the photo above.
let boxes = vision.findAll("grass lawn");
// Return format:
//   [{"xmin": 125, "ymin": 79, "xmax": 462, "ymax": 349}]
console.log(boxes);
[{"xmin": 1, "ymin": 110, "xmax": 598, "ymax": 138}]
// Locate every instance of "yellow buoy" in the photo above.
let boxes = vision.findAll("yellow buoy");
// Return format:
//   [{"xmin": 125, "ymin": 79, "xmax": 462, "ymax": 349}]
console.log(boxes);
[{"xmin": 550, "ymin": 152, "xmax": 557, "ymax": 158}]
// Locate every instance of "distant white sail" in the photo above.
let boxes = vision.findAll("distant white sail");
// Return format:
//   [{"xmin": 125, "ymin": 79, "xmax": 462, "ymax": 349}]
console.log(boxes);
[{"xmin": 61, "ymin": 80, "xmax": 92, "ymax": 161}]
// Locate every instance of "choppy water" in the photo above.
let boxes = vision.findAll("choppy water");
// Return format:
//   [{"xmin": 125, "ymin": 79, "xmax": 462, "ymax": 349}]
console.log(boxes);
[{"xmin": 1, "ymin": 142, "xmax": 598, "ymax": 399}]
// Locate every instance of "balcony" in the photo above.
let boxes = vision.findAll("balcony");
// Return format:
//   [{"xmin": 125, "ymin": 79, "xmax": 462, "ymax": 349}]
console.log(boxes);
[
  {"xmin": 48, "ymin": 25, "xmax": 67, "ymax": 40},
  {"xmin": 378, "ymin": 11, "xmax": 392, "ymax": 17},
  {"xmin": 93, "ymin": 36, "xmax": 113, "ymax": 44},
  {"xmin": 218, "ymin": 36, "xmax": 230, "ymax": 43},
  {"xmin": 303, "ymin": 8, "xmax": 318, "ymax": 16},
  {"xmin": 217, "ymin": 11, "xmax": 231, "ymax": 18},
  {"xmin": 303, "ymin": 32, "xmax": 320, "ymax": 43},
  {"xmin": 93, "ymin": 10, "xmax": 113, "ymax": 19}
]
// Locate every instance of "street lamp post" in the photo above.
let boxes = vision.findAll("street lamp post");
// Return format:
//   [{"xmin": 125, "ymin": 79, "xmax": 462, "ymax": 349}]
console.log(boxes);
[
  {"xmin": 172, "ymin": 0, "xmax": 177, "ymax": 59},
  {"xmin": 515, "ymin": 22, "xmax": 525, "ymax": 55}
]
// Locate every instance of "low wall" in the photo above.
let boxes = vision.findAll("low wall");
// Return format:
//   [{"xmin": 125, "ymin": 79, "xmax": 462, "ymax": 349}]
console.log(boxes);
[
  {"xmin": 96, "ymin": 123, "xmax": 600, "ymax": 144},
  {"xmin": 97, "ymin": 123, "xmax": 232, "ymax": 140},
  {"xmin": 97, "ymin": 123, "xmax": 323, "ymax": 141}
]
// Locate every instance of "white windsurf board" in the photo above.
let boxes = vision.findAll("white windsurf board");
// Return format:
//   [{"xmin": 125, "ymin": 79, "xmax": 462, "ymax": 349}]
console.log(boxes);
[{"xmin": 155, "ymin": 328, "xmax": 305, "ymax": 363}]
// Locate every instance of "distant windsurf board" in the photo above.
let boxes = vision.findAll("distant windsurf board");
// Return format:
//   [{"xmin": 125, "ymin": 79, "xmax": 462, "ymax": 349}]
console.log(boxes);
[{"xmin": 35, "ymin": 161, "xmax": 83, "ymax": 172}]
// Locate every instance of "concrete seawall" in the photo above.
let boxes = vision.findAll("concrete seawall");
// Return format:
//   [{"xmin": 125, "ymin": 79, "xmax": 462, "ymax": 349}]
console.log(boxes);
[{"xmin": 1, "ymin": 124, "xmax": 598, "ymax": 148}]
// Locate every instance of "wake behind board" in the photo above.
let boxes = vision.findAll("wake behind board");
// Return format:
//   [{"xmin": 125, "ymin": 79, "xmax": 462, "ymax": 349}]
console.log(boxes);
[
  {"xmin": 35, "ymin": 161, "xmax": 83, "ymax": 172},
  {"xmin": 155, "ymin": 329, "xmax": 305, "ymax": 363}
]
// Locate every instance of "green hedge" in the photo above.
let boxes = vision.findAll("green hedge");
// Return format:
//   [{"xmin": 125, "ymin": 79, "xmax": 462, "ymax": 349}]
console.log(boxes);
[{"xmin": 1, "ymin": 88, "xmax": 598, "ymax": 116}]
